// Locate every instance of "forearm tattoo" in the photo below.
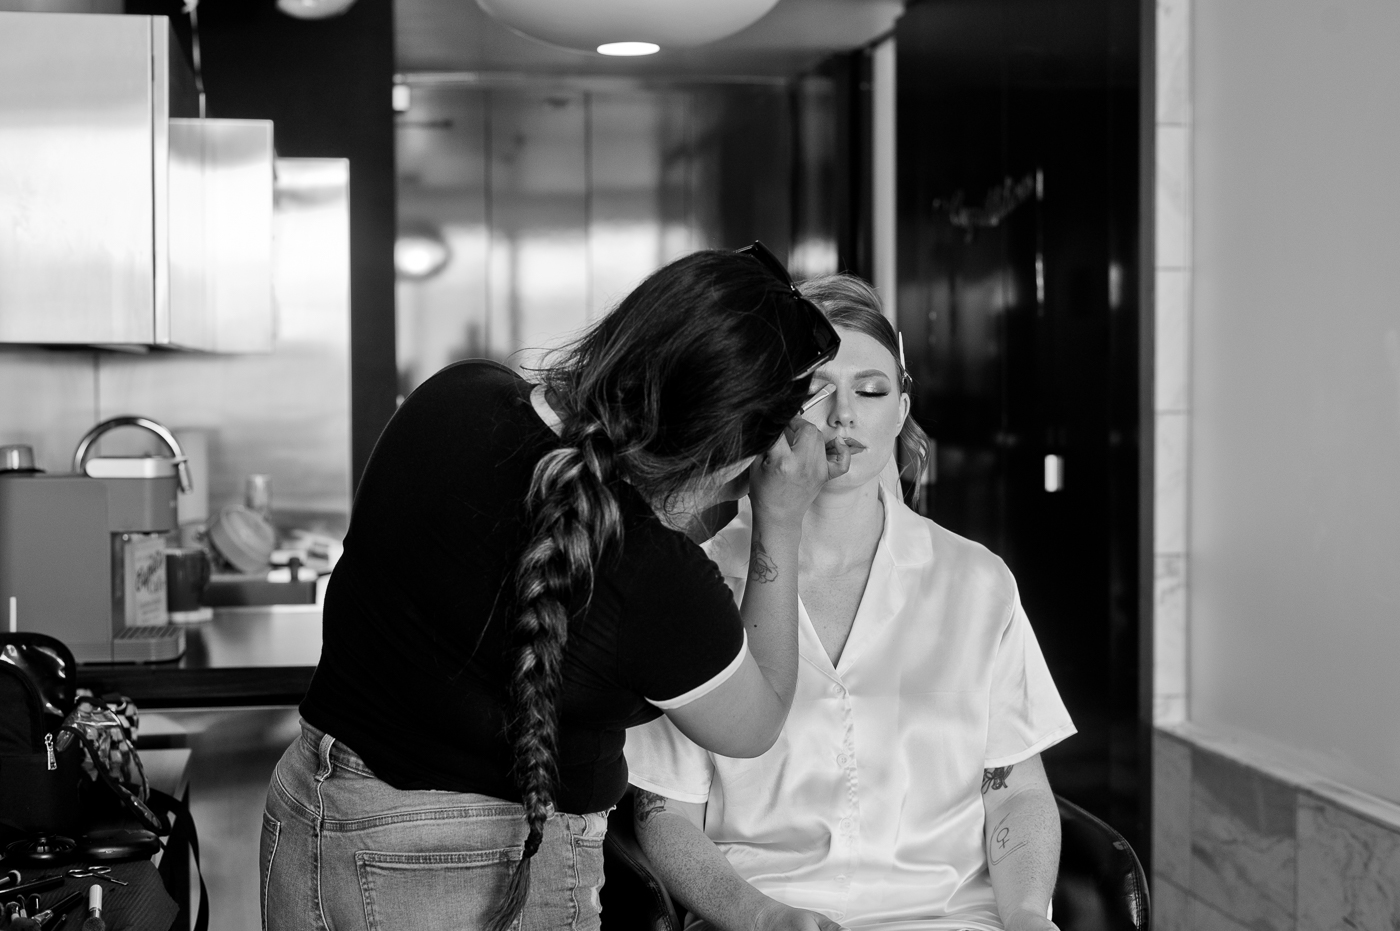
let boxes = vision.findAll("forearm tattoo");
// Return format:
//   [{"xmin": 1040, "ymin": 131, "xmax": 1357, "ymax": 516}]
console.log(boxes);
[
  {"xmin": 988, "ymin": 810, "xmax": 1028, "ymax": 866},
  {"xmin": 749, "ymin": 539, "xmax": 779, "ymax": 584},
  {"xmin": 982, "ymin": 766, "xmax": 1013, "ymax": 794},
  {"xmin": 634, "ymin": 789, "xmax": 668, "ymax": 825}
]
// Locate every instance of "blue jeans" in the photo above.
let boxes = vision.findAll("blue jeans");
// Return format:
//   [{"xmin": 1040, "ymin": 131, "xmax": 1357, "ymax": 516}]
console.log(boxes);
[{"xmin": 260, "ymin": 720, "xmax": 609, "ymax": 931}]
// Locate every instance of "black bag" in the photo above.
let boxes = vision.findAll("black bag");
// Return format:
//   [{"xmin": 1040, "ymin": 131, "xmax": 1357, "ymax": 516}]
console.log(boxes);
[
  {"xmin": 0, "ymin": 633, "xmax": 210, "ymax": 931},
  {"xmin": 0, "ymin": 633, "xmax": 84, "ymax": 837}
]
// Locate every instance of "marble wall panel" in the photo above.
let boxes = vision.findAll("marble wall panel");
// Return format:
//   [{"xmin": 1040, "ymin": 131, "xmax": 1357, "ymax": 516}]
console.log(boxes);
[
  {"xmin": 1154, "ymin": 267, "xmax": 1191, "ymax": 414},
  {"xmin": 1153, "ymin": 554, "xmax": 1188, "ymax": 718},
  {"xmin": 1153, "ymin": 411, "xmax": 1188, "ymax": 553},
  {"xmin": 1156, "ymin": 0, "xmax": 1192, "ymax": 126},
  {"xmin": 1191, "ymin": 748, "xmax": 1297, "ymax": 931},
  {"xmin": 1153, "ymin": 729, "xmax": 1193, "ymax": 885},
  {"xmin": 1151, "ymin": 876, "xmax": 1190, "ymax": 931},
  {"xmin": 1296, "ymin": 793, "xmax": 1400, "ymax": 931},
  {"xmin": 1154, "ymin": 694, "xmax": 1187, "ymax": 723},
  {"xmin": 1188, "ymin": 896, "xmax": 1258, "ymax": 931},
  {"xmin": 1155, "ymin": 123, "xmax": 1192, "ymax": 269}
]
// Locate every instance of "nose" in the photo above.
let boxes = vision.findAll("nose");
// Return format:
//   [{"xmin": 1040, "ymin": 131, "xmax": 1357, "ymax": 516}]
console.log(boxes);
[{"xmin": 827, "ymin": 388, "xmax": 855, "ymax": 428}]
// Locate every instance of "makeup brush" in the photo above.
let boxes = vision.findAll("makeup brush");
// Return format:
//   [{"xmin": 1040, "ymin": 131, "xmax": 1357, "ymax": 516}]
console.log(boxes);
[
  {"xmin": 800, "ymin": 383, "xmax": 835, "ymax": 416},
  {"xmin": 79, "ymin": 885, "xmax": 103, "ymax": 931},
  {"xmin": 32, "ymin": 890, "xmax": 83, "ymax": 931}
]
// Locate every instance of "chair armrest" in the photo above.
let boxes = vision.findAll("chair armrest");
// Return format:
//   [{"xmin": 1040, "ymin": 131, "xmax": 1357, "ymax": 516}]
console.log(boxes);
[{"xmin": 1052, "ymin": 794, "xmax": 1150, "ymax": 931}]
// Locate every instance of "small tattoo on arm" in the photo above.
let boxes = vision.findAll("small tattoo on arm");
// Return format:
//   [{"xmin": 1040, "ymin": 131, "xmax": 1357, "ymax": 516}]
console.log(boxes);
[
  {"xmin": 749, "ymin": 540, "xmax": 779, "ymax": 584},
  {"xmin": 988, "ymin": 812, "xmax": 1028, "ymax": 866},
  {"xmin": 981, "ymin": 766, "xmax": 1013, "ymax": 794},
  {"xmin": 634, "ymin": 789, "xmax": 668, "ymax": 825}
]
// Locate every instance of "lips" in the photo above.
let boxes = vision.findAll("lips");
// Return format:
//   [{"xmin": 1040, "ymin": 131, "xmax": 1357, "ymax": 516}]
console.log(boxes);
[{"xmin": 826, "ymin": 436, "xmax": 868, "ymax": 455}]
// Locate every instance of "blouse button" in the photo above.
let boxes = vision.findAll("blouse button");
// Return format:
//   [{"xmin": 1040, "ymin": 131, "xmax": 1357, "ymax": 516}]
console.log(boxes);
[
  {"xmin": 837, "ymin": 754, "xmax": 849, "ymax": 765},
  {"xmin": 839, "ymin": 818, "xmax": 852, "ymax": 830},
  {"xmin": 830, "ymin": 684, "xmax": 844, "ymax": 696}
]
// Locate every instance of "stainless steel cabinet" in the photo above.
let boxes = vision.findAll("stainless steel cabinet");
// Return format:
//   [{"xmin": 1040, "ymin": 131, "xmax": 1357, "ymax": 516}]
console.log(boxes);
[
  {"xmin": 169, "ymin": 119, "xmax": 276, "ymax": 352},
  {"xmin": 0, "ymin": 12, "xmax": 273, "ymax": 350}
]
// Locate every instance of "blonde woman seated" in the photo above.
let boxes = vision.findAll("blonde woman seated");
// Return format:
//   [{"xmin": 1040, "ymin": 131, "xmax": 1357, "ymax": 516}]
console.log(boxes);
[{"xmin": 624, "ymin": 276, "xmax": 1077, "ymax": 931}]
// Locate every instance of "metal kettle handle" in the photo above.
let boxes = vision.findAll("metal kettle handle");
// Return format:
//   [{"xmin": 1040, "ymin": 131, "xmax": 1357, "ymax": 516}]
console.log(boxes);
[{"xmin": 72, "ymin": 416, "xmax": 193, "ymax": 494}]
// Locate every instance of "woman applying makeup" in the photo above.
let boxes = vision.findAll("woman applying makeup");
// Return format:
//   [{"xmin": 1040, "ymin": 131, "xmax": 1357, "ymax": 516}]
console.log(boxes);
[
  {"xmin": 627, "ymin": 275, "xmax": 1077, "ymax": 931},
  {"xmin": 261, "ymin": 246, "xmax": 849, "ymax": 931}
]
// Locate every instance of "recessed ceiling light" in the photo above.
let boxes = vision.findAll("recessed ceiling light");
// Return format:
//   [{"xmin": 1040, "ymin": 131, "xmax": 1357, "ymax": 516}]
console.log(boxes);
[
  {"xmin": 476, "ymin": 0, "xmax": 779, "ymax": 53},
  {"xmin": 597, "ymin": 41, "xmax": 661, "ymax": 56}
]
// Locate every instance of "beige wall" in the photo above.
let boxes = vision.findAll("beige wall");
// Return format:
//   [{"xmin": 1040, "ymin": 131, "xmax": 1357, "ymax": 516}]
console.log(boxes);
[{"xmin": 1189, "ymin": 0, "xmax": 1400, "ymax": 805}]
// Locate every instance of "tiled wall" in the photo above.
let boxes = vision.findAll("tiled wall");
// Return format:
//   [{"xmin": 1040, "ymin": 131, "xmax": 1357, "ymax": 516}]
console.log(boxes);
[{"xmin": 1153, "ymin": 727, "xmax": 1400, "ymax": 930}]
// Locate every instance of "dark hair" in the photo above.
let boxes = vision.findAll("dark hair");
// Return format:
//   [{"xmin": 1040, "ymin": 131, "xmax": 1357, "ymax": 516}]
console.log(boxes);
[
  {"xmin": 797, "ymin": 273, "xmax": 931, "ymax": 507},
  {"xmin": 490, "ymin": 250, "xmax": 814, "ymax": 931}
]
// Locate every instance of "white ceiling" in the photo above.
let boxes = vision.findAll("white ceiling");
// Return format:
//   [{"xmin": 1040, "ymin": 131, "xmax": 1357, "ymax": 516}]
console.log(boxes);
[{"xmin": 395, "ymin": 0, "xmax": 906, "ymax": 78}]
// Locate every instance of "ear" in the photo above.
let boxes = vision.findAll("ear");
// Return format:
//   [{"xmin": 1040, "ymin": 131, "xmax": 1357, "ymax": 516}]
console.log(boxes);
[{"xmin": 898, "ymin": 390, "xmax": 911, "ymax": 429}]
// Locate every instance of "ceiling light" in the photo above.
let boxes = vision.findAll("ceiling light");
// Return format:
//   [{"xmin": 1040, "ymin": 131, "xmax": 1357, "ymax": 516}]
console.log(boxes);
[
  {"xmin": 277, "ymin": 0, "xmax": 357, "ymax": 19},
  {"xmin": 396, "ymin": 231, "xmax": 451, "ymax": 280},
  {"xmin": 475, "ymin": 0, "xmax": 780, "ymax": 53},
  {"xmin": 597, "ymin": 42, "xmax": 660, "ymax": 56}
]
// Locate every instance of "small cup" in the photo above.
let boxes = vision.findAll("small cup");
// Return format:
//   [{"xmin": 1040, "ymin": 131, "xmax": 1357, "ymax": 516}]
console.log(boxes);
[
  {"xmin": 166, "ymin": 548, "xmax": 211, "ymax": 616},
  {"xmin": 0, "ymin": 444, "xmax": 36, "ymax": 473}
]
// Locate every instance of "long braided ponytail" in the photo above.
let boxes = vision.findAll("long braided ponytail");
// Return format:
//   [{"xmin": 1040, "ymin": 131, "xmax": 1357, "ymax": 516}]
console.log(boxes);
[
  {"xmin": 487, "ymin": 419, "xmax": 623, "ymax": 931},
  {"xmin": 487, "ymin": 249, "xmax": 816, "ymax": 930}
]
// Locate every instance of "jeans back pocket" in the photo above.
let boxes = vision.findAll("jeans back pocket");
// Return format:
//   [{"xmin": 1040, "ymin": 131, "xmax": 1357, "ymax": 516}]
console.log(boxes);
[{"xmin": 355, "ymin": 847, "xmax": 522, "ymax": 931}]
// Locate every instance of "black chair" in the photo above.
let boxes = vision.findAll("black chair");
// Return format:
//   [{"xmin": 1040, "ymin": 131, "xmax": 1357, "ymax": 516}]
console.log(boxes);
[{"xmin": 601, "ymin": 790, "xmax": 1149, "ymax": 931}]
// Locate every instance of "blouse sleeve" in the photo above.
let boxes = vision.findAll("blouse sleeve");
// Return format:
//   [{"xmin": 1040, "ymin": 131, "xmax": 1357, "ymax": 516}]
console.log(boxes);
[
  {"xmin": 616, "ymin": 524, "xmax": 748, "ymax": 710},
  {"xmin": 984, "ymin": 589, "xmax": 1077, "ymax": 768},
  {"xmin": 625, "ymin": 715, "xmax": 716, "ymax": 805}
]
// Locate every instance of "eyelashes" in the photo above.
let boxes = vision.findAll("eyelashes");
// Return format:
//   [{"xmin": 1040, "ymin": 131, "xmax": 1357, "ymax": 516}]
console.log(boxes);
[{"xmin": 805, "ymin": 387, "xmax": 892, "ymax": 399}]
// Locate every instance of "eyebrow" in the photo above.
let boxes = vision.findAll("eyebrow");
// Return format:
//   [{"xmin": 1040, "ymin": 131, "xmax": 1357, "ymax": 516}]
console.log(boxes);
[{"xmin": 817, "ymin": 367, "xmax": 892, "ymax": 380}]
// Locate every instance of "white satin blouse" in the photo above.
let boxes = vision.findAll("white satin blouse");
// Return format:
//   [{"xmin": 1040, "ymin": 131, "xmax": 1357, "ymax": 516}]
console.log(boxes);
[{"xmin": 625, "ymin": 490, "xmax": 1076, "ymax": 931}]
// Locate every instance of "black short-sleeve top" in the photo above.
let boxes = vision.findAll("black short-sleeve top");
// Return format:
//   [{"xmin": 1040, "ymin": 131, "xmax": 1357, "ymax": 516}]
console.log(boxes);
[{"xmin": 300, "ymin": 360, "xmax": 746, "ymax": 815}]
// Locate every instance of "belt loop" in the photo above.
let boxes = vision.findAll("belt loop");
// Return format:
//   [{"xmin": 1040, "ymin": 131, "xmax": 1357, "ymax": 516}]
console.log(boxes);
[{"xmin": 315, "ymin": 732, "xmax": 336, "ymax": 781}]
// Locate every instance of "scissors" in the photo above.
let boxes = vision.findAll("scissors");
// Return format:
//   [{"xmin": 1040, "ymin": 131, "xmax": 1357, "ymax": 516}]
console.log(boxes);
[{"xmin": 65, "ymin": 865, "xmax": 128, "ymax": 886}]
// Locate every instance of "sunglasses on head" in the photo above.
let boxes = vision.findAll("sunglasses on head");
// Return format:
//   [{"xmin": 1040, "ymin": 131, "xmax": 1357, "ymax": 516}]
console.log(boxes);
[{"xmin": 735, "ymin": 241, "xmax": 841, "ymax": 381}]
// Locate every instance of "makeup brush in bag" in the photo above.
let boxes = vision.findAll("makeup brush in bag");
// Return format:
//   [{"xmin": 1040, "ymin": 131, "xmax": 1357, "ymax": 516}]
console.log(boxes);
[
  {"xmin": 30, "ymin": 890, "xmax": 84, "ymax": 931},
  {"xmin": 79, "ymin": 885, "xmax": 104, "ymax": 931}
]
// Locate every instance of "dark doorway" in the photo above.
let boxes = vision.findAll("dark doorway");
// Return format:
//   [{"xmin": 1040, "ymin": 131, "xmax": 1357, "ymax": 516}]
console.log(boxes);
[{"xmin": 895, "ymin": 0, "xmax": 1144, "ymax": 850}]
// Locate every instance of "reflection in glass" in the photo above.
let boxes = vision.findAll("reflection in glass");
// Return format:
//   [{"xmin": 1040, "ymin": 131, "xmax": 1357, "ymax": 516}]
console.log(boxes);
[{"xmin": 395, "ymin": 80, "xmax": 812, "ymax": 395}]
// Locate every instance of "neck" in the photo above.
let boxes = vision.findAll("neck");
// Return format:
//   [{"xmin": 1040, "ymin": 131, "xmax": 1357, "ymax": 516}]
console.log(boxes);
[{"xmin": 799, "ymin": 480, "xmax": 885, "ymax": 572}]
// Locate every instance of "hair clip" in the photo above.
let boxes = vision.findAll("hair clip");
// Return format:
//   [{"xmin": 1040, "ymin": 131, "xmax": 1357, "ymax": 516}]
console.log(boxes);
[{"xmin": 896, "ymin": 331, "xmax": 913, "ymax": 390}]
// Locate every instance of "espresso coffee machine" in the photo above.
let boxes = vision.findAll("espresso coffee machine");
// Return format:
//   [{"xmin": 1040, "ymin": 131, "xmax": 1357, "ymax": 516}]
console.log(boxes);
[{"xmin": 0, "ymin": 417, "xmax": 192, "ymax": 662}]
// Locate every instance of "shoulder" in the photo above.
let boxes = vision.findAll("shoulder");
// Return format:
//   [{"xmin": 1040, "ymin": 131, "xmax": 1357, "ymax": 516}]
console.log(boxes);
[
  {"xmin": 388, "ymin": 360, "xmax": 539, "ymax": 445},
  {"xmin": 621, "ymin": 511, "xmax": 725, "ymax": 587},
  {"xmin": 888, "ymin": 499, "xmax": 1019, "ymax": 617},
  {"xmin": 404, "ymin": 359, "xmax": 524, "ymax": 411}
]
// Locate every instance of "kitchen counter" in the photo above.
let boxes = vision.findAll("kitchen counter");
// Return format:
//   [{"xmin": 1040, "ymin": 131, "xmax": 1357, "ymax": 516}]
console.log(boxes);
[{"xmin": 77, "ymin": 605, "xmax": 320, "ymax": 708}]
